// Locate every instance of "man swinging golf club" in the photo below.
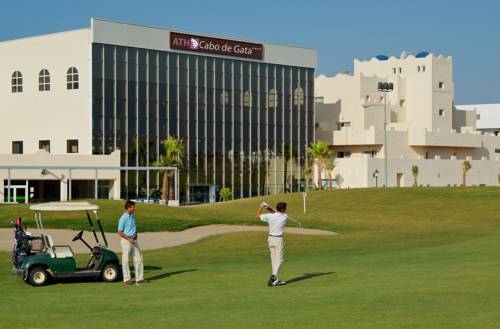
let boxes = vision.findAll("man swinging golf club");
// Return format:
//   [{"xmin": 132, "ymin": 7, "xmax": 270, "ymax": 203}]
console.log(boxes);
[
  {"xmin": 256, "ymin": 201, "xmax": 289, "ymax": 286},
  {"xmin": 117, "ymin": 200, "xmax": 147, "ymax": 285}
]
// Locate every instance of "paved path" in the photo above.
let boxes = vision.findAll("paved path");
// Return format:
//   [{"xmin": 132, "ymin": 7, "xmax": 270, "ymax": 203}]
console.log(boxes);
[{"xmin": 1, "ymin": 225, "xmax": 337, "ymax": 254}]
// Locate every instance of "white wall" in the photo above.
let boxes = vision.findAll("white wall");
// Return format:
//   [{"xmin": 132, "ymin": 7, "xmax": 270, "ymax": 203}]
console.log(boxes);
[
  {"xmin": 0, "ymin": 29, "xmax": 91, "ymax": 155},
  {"xmin": 327, "ymin": 157, "xmax": 500, "ymax": 189}
]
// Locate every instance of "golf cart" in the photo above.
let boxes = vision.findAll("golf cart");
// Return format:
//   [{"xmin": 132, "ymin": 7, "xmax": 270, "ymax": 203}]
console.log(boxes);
[{"xmin": 12, "ymin": 202, "xmax": 120, "ymax": 286}]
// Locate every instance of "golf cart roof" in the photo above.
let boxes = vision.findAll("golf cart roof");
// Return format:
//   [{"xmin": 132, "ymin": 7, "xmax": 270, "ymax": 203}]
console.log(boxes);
[{"xmin": 30, "ymin": 202, "xmax": 100, "ymax": 212}]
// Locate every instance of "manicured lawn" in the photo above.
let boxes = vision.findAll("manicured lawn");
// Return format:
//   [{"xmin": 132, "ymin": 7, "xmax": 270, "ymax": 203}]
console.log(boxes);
[{"xmin": 1, "ymin": 187, "xmax": 500, "ymax": 328}]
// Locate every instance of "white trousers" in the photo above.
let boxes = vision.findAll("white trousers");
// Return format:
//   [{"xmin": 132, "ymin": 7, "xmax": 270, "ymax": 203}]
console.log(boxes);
[
  {"xmin": 268, "ymin": 236, "xmax": 285, "ymax": 276},
  {"xmin": 120, "ymin": 238, "xmax": 144, "ymax": 282}
]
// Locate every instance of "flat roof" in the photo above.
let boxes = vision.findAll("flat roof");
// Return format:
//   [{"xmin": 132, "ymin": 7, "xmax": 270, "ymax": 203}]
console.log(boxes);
[
  {"xmin": 92, "ymin": 17, "xmax": 316, "ymax": 51},
  {"xmin": 92, "ymin": 18, "xmax": 317, "ymax": 68}
]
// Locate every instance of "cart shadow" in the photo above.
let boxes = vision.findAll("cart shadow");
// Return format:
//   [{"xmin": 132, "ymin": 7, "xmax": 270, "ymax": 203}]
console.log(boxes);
[
  {"xmin": 144, "ymin": 265, "xmax": 163, "ymax": 271},
  {"xmin": 147, "ymin": 269, "xmax": 198, "ymax": 281},
  {"xmin": 286, "ymin": 272, "xmax": 335, "ymax": 285}
]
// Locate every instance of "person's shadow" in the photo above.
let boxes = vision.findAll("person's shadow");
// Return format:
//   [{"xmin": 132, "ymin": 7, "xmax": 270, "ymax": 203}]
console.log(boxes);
[
  {"xmin": 147, "ymin": 269, "xmax": 198, "ymax": 281},
  {"xmin": 286, "ymin": 272, "xmax": 335, "ymax": 285}
]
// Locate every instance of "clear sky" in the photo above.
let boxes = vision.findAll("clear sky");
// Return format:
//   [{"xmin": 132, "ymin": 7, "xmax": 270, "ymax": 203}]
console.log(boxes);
[{"xmin": 1, "ymin": 0, "xmax": 499, "ymax": 104}]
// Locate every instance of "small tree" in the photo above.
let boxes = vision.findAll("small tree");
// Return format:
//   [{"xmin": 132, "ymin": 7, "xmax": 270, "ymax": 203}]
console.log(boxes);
[
  {"xmin": 307, "ymin": 141, "xmax": 332, "ymax": 190},
  {"xmin": 152, "ymin": 136, "xmax": 185, "ymax": 202},
  {"xmin": 498, "ymin": 174, "xmax": 500, "ymax": 184},
  {"xmin": 219, "ymin": 187, "xmax": 232, "ymax": 202},
  {"xmin": 462, "ymin": 160, "xmax": 471, "ymax": 187},
  {"xmin": 411, "ymin": 165, "xmax": 419, "ymax": 187},
  {"xmin": 324, "ymin": 157, "xmax": 336, "ymax": 190}
]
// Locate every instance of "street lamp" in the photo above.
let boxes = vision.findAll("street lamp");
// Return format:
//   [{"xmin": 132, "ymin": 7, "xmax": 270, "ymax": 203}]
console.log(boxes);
[
  {"xmin": 372, "ymin": 169, "xmax": 379, "ymax": 187},
  {"xmin": 377, "ymin": 82, "xmax": 394, "ymax": 187}
]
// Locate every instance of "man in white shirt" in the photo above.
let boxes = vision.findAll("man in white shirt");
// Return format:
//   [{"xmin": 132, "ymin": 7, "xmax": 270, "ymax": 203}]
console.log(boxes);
[{"xmin": 256, "ymin": 202, "xmax": 288, "ymax": 286}]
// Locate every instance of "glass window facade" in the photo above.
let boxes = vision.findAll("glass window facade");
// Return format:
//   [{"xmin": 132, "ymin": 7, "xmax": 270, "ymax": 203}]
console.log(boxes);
[{"xmin": 92, "ymin": 43, "xmax": 314, "ymax": 202}]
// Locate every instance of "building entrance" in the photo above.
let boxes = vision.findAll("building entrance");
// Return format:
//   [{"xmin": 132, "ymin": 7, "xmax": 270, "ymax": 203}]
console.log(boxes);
[{"xmin": 3, "ymin": 180, "xmax": 28, "ymax": 204}]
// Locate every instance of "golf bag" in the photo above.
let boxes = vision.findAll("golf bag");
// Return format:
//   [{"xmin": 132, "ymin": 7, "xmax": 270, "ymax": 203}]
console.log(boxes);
[{"xmin": 12, "ymin": 218, "xmax": 43, "ymax": 269}]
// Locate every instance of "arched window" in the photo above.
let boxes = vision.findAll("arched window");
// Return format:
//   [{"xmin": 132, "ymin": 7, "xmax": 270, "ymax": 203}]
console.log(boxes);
[
  {"xmin": 243, "ymin": 91, "xmax": 252, "ymax": 108},
  {"xmin": 11, "ymin": 71, "xmax": 23, "ymax": 93},
  {"xmin": 294, "ymin": 87, "xmax": 305, "ymax": 106},
  {"xmin": 67, "ymin": 67, "xmax": 79, "ymax": 90},
  {"xmin": 268, "ymin": 89, "xmax": 277, "ymax": 108},
  {"xmin": 39, "ymin": 69, "xmax": 50, "ymax": 91}
]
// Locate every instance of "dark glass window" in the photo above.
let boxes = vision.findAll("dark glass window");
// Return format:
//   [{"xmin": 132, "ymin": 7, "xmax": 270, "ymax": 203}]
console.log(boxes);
[
  {"xmin": 12, "ymin": 141, "xmax": 23, "ymax": 154},
  {"xmin": 67, "ymin": 140, "xmax": 79, "ymax": 154},
  {"xmin": 90, "ymin": 43, "xmax": 314, "ymax": 201},
  {"xmin": 39, "ymin": 140, "xmax": 50, "ymax": 153}
]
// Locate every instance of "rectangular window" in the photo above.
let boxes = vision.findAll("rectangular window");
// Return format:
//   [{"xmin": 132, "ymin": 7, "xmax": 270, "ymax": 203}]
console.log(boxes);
[
  {"xmin": 315, "ymin": 96, "xmax": 324, "ymax": 103},
  {"xmin": 12, "ymin": 141, "xmax": 23, "ymax": 154},
  {"xmin": 399, "ymin": 67, "xmax": 402, "ymax": 74},
  {"xmin": 393, "ymin": 68, "xmax": 396, "ymax": 74},
  {"xmin": 495, "ymin": 149, "xmax": 500, "ymax": 154},
  {"xmin": 417, "ymin": 66, "xmax": 420, "ymax": 72},
  {"xmin": 400, "ymin": 99, "xmax": 405, "ymax": 107},
  {"xmin": 422, "ymin": 66, "xmax": 426, "ymax": 72},
  {"xmin": 337, "ymin": 122, "xmax": 351, "ymax": 129},
  {"xmin": 363, "ymin": 150, "xmax": 376, "ymax": 158},
  {"xmin": 438, "ymin": 109, "xmax": 445, "ymax": 117},
  {"xmin": 67, "ymin": 139, "xmax": 79, "ymax": 153},
  {"xmin": 336, "ymin": 151, "xmax": 351, "ymax": 158},
  {"xmin": 439, "ymin": 81, "xmax": 445, "ymax": 89},
  {"xmin": 39, "ymin": 140, "xmax": 50, "ymax": 153}
]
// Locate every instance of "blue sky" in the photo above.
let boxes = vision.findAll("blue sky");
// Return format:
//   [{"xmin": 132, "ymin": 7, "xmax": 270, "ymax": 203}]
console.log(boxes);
[{"xmin": 1, "ymin": 0, "xmax": 499, "ymax": 104}]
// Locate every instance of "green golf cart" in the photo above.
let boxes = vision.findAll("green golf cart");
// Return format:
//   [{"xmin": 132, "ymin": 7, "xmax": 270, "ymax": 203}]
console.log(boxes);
[{"xmin": 13, "ymin": 202, "xmax": 120, "ymax": 286}]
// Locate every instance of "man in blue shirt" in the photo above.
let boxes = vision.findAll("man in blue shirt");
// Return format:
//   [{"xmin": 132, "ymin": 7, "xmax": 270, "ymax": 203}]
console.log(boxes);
[{"xmin": 117, "ymin": 200, "xmax": 147, "ymax": 285}]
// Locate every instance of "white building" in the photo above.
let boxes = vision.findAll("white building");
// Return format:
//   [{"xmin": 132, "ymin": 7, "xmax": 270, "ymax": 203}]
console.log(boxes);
[
  {"xmin": 315, "ymin": 52, "xmax": 500, "ymax": 188},
  {"xmin": 0, "ymin": 18, "xmax": 316, "ymax": 204},
  {"xmin": 456, "ymin": 103, "xmax": 500, "ymax": 134}
]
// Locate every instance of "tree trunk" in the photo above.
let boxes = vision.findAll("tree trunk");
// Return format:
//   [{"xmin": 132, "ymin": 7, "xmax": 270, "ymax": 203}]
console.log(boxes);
[
  {"xmin": 463, "ymin": 172, "xmax": 466, "ymax": 187},
  {"xmin": 317, "ymin": 160, "xmax": 322, "ymax": 190},
  {"xmin": 413, "ymin": 177, "xmax": 417, "ymax": 187},
  {"xmin": 169, "ymin": 171, "xmax": 175, "ymax": 200},
  {"xmin": 161, "ymin": 171, "xmax": 168, "ymax": 202},
  {"xmin": 328, "ymin": 170, "xmax": 332, "ymax": 190}
]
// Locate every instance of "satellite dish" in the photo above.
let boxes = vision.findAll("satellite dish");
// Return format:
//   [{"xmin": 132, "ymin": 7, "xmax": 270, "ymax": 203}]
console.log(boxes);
[{"xmin": 400, "ymin": 50, "xmax": 409, "ymax": 59}]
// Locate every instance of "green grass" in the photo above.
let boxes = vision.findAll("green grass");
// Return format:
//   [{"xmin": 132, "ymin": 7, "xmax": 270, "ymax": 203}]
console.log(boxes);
[{"xmin": 1, "ymin": 187, "xmax": 500, "ymax": 328}]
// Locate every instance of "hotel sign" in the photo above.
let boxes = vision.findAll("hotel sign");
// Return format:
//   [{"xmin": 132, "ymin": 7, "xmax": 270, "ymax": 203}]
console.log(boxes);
[{"xmin": 170, "ymin": 32, "xmax": 263, "ymax": 60}]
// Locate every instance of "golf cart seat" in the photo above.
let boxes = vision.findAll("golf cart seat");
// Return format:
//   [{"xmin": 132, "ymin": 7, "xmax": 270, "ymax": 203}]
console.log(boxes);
[
  {"xmin": 47, "ymin": 246, "xmax": 75, "ymax": 259},
  {"xmin": 41, "ymin": 234, "xmax": 54, "ymax": 249}
]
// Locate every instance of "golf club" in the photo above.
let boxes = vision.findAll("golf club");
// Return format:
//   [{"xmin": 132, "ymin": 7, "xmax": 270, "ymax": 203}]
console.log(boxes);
[{"xmin": 260, "ymin": 202, "xmax": 303, "ymax": 227}]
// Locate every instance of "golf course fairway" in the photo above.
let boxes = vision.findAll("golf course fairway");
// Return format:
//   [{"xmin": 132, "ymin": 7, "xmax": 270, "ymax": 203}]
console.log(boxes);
[{"xmin": 1, "ymin": 187, "xmax": 500, "ymax": 328}]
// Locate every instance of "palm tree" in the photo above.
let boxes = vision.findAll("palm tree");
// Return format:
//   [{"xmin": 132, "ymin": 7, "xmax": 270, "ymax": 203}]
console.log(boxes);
[
  {"xmin": 324, "ymin": 157, "xmax": 335, "ymax": 189},
  {"xmin": 411, "ymin": 165, "xmax": 419, "ymax": 187},
  {"xmin": 307, "ymin": 141, "xmax": 332, "ymax": 190},
  {"xmin": 153, "ymin": 136, "xmax": 185, "ymax": 202},
  {"xmin": 462, "ymin": 160, "xmax": 471, "ymax": 187},
  {"xmin": 219, "ymin": 187, "xmax": 232, "ymax": 201}
]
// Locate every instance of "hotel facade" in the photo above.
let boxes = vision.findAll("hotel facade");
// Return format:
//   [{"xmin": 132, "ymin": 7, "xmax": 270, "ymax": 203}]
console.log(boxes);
[
  {"xmin": 0, "ymin": 19, "xmax": 316, "ymax": 204},
  {"xmin": 315, "ymin": 52, "xmax": 500, "ymax": 188}
]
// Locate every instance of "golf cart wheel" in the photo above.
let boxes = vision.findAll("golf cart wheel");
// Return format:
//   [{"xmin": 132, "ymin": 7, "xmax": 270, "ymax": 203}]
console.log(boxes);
[
  {"xmin": 27, "ymin": 266, "xmax": 50, "ymax": 286},
  {"xmin": 102, "ymin": 263, "xmax": 119, "ymax": 282}
]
